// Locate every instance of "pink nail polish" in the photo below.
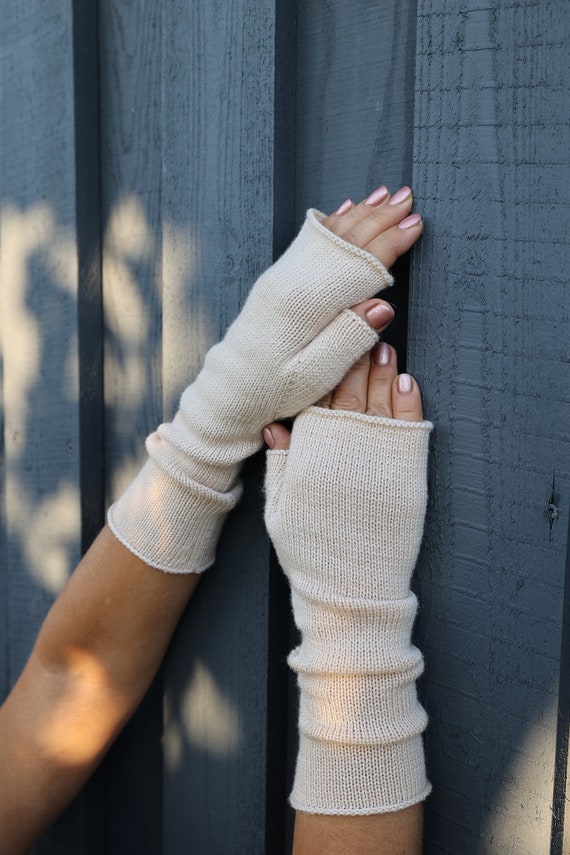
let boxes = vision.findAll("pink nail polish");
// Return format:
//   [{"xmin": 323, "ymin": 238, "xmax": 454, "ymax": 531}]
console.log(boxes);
[
  {"xmin": 374, "ymin": 342, "xmax": 391, "ymax": 366},
  {"xmin": 262, "ymin": 427, "xmax": 275, "ymax": 449},
  {"xmin": 334, "ymin": 198, "xmax": 353, "ymax": 216},
  {"xmin": 388, "ymin": 186, "xmax": 412, "ymax": 206},
  {"xmin": 365, "ymin": 303, "xmax": 394, "ymax": 330},
  {"xmin": 397, "ymin": 373, "xmax": 413, "ymax": 394},
  {"xmin": 398, "ymin": 213, "xmax": 422, "ymax": 230},
  {"xmin": 364, "ymin": 185, "xmax": 388, "ymax": 206}
]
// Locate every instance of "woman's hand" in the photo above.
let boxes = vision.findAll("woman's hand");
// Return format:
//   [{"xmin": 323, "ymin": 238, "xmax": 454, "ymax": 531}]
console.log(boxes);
[
  {"xmin": 325, "ymin": 184, "xmax": 422, "ymax": 269},
  {"xmin": 263, "ymin": 339, "xmax": 424, "ymax": 451},
  {"xmin": 109, "ymin": 186, "xmax": 422, "ymax": 575},
  {"xmin": 263, "ymin": 345, "xmax": 430, "ymax": 854},
  {"xmin": 329, "ymin": 184, "xmax": 423, "ymax": 332}
]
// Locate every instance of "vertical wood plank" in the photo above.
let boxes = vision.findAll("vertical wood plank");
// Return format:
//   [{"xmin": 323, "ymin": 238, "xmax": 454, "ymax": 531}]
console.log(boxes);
[
  {"xmin": 550, "ymin": 515, "xmax": 570, "ymax": 854},
  {"xmin": 295, "ymin": 0, "xmax": 418, "ymax": 215},
  {"xmin": 0, "ymin": 2, "xmax": 88, "ymax": 852},
  {"xmin": 409, "ymin": 1, "xmax": 570, "ymax": 852},
  {"xmin": 98, "ymin": 0, "xmax": 164, "ymax": 851},
  {"xmin": 295, "ymin": 0, "xmax": 419, "ymax": 364},
  {"xmin": 160, "ymin": 3, "xmax": 277, "ymax": 852}
]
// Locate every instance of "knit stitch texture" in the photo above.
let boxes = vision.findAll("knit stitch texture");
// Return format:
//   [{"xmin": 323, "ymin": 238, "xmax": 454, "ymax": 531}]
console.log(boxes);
[
  {"xmin": 108, "ymin": 210, "xmax": 392, "ymax": 573},
  {"xmin": 265, "ymin": 406, "xmax": 433, "ymax": 814}
]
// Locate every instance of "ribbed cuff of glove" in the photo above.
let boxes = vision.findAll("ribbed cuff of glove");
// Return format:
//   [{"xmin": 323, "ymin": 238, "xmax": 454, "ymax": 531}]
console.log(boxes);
[
  {"xmin": 265, "ymin": 407, "xmax": 433, "ymax": 814},
  {"xmin": 108, "ymin": 459, "xmax": 242, "ymax": 574},
  {"xmin": 107, "ymin": 209, "xmax": 392, "ymax": 575}
]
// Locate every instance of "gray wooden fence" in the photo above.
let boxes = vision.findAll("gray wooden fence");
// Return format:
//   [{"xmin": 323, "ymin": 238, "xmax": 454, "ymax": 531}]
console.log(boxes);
[{"xmin": 1, "ymin": 1, "xmax": 569, "ymax": 853}]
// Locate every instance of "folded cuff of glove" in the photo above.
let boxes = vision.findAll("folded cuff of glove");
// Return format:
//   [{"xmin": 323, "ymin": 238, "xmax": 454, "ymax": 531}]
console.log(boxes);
[
  {"xmin": 290, "ymin": 732, "xmax": 431, "ymax": 815},
  {"xmin": 107, "ymin": 458, "xmax": 242, "ymax": 574}
]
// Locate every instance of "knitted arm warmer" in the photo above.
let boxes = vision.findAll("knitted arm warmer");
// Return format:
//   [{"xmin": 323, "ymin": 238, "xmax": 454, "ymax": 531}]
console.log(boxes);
[
  {"xmin": 264, "ymin": 406, "xmax": 433, "ymax": 814},
  {"xmin": 108, "ymin": 210, "xmax": 393, "ymax": 574}
]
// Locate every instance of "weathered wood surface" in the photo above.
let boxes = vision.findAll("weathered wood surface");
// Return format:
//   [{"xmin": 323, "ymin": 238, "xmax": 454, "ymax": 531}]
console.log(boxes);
[
  {"xmin": 295, "ymin": 0, "xmax": 419, "ymax": 364},
  {"xmin": 409, "ymin": 1, "xmax": 570, "ymax": 852},
  {"xmin": 159, "ymin": 3, "xmax": 278, "ymax": 851},
  {"xmin": 1, "ymin": 0, "xmax": 569, "ymax": 852},
  {"xmin": 97, "ymin": 0, "xmax": 164, "ymax": 850},
  {"xmin": 0, "ymin": 3, "xmax": 90, "ymax": 853}
]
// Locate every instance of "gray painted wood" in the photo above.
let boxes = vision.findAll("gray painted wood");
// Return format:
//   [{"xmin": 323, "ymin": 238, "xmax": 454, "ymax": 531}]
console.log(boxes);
[
  {"xmin": 295, "ymin": 0, "xmax": 418, "ymax": 217},
  {"xmin": 0, "ymin": 3, "xmax": 88, "ymax": 852},
  {"xmin": 409, "ymin": 1, "xmax": 570, "ymax": 852},
  {"xmin": 1, "ymin": 1, "xmax": 569, "ymax": 851},
  {"xmin": 159, "ymin": 3, "xmax": 277, "ymax": 851},
  {"xmin": 295, "ymin": 0, "xmax": 419, "ymax": 364},
  {"xmin": 98, "ymin": 0, "xmax": 164, "ymax": 850}
]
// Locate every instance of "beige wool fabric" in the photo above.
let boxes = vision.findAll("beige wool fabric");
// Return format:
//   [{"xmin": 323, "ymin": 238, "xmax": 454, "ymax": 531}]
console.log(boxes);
[
  {"xmin": 108, "ymin": 209, "xmax": 393, "ymax": 574},
  {"xmin": 264, "ymin": 406, "xmax": 433, "ymax": 814}
]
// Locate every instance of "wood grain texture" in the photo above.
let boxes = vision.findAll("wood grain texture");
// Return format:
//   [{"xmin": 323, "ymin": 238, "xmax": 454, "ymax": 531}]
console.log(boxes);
[
  {"xmin": 0, "ymin": 3, "xmax": 88, "ymax": 852},
  {"xmin": 159, "ymin": 3, "xmax": 277, "ymax": 851},
  {"xmin": 408, "ymin": 1, "xmax": 570, "ymax": 852},
  {"xmin": 295, "ymin": 0, "xmax": 418, "ymax": 216},
  {"xmin": 98, "ymin": 0, "xmax": 164, "ymax": 851},
  {"xmin": 295, "ymin": 0, "xmax": 419, "ymax": 364}
]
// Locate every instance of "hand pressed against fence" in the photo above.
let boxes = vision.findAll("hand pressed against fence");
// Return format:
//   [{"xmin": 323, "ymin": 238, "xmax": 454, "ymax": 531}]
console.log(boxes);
[
  {"xmin": 263, "ymin": 341, "xmax": 424, "ymax": 451},
  {"xmin": 334, "ymin": 183, "xmax": 423, "ymax": 331},
  {"xmin": 263, "ymin": 341, "xmax": 431, "ymax": 854}
]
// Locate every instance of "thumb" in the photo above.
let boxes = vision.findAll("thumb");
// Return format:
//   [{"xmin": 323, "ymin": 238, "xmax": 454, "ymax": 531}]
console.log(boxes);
[{"xmin": 263, "ymin": 423, "xmax": 291, "ymax": 451}]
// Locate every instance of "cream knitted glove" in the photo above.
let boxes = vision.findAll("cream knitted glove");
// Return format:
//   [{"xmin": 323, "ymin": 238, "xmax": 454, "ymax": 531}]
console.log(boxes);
[
  {"xmin": 108, "ymin": 210, "xmax": 393, "ymax": 573},
  {"xmin": 264, "ymin": 406, "xmax": 433, "ymax": 814}
]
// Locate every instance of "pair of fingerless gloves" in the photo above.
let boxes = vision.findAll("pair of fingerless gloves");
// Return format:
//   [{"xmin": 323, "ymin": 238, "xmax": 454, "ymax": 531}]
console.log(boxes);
[{"xmin": 108, "ymin": 209, "xmax": 432, "ymax": 815}]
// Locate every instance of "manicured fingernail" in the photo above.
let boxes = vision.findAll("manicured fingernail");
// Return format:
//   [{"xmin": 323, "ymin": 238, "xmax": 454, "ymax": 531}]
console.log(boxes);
[
  {"xmin": 334, "ymin": 198, "xmax": 353, "ymax": 216},
  {"xmin": 365, "ymin": 303, "xmax": 394, "ymax": 330},
  {"xmin": 398, "ymin": 213, "xmax": 422, "ymax": 230},
  {"xmin": 262, "ymin": 427, "xmax": 275, "ymax": 449},
  {"xmin": 389, "ymin": 186, "xmax": 412, "ymax": 206},
  {"xmin": 364, "ymin": 185, "xmax": 388, "ymax": 206},
  {"xmin": 397, "ymin": 373, "xmax": 413, "ymax": 394},
  {"xmin": 374, "ymin": 341, "xmax": 391, "ymax": 366}
]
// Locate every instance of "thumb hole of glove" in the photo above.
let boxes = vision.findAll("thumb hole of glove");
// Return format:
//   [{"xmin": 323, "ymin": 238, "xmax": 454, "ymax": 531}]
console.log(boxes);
[{"xmin": 283, "ymin": 308, "xmax": 378, "ymax": 409}]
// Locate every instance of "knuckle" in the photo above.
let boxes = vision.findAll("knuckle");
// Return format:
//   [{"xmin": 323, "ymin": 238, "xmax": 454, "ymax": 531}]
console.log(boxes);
[
  {"xmin": 342, "ymin": 229, "xmax": 364, "ymax": 249},
  {"xmin": 366, "ymin": 402, "xmax": 392, "ymax": 418},
  {"xmin": 332, "ymin": 391, "xmax": 364, "ymax": 411},
  {"xmin": 353, "ymin": 353, "xmax": 370, "ymax": 369}
]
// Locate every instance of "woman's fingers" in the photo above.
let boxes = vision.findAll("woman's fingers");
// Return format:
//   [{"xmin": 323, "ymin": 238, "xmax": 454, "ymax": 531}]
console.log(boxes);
[
  {"xmin": 366, "ymin": 343, "xmax": 398, "ymax": 418},
  {"xmin": 263, "ymin": 422, "xmax": 291, "ymax": 451},
  {"xmin": 330, "ymin": 351, "xmax": 373, "ymax": 413},
  {"xmin": 323, "ymin": 185, "xmax": 423, "ymax": 269},
  {"xmin": 391, "ymin": 374, "xmax": 424, "ymax": 422},
  {"xmin": 364, "ymin": 215, "xmax": 423, "ymax": 270},
  {"xmin": 350, "ymin": 298, "xmax": 394, "ymax": 332},
  {"xmin": 325, "ymin": 186, "xmax": 412, "ymax": 248},
  {"xmin": 325, "ymin": 344, "xmax": 424, "ymax": 421}
]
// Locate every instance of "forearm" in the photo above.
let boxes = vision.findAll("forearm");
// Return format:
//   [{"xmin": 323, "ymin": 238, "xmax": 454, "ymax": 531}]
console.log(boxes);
[
  {"xmin": 0, "ymin": 526, "xmax": 198, "ymax": 854},
  {"xmin": 293, "ymin": 804, "xmax": 423, "ymax": 855},
  {"xmin": 0, "ymin": 656, "xmax": 140, "ymax": 854}
]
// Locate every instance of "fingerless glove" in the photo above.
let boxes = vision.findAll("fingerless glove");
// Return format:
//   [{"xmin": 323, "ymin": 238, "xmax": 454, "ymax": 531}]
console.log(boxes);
[
  {"xmin": 264, "ymin": 406, "xmax": 433, "ymax": 814},
  {"xmin": 108, "ymin": 210, "xmax": 393, "ymax": 573}
]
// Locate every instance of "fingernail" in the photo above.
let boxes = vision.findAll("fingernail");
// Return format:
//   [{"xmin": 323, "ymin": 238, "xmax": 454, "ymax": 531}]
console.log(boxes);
[
  {"xmin": 334, "ymin": 198, "xmax": 353, "ymax": 216},
  {"xmin": 364, "ymin": 185, "xmax": 388, "ymax": 206},
  {"xmin": 365, "ymin": 303, "xmax": 394, "ymax": 330},
  {"xmin": 398, "ymin": 213, "xmax": 422, "ymax": 230},
  {"xmin": 389, "ymin": 186, "xmax": 412, "ymax": 206},
  {"xmin": 374, "ymin": 341, "xmax": 391, "ymax": 366},
  {"xmin": 397, "ymin": 373, "xmax": 413, "ymax": 394},
  {"xmin": 262, "ymin": 427, "xmax": 275, "ymax": 449}
]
